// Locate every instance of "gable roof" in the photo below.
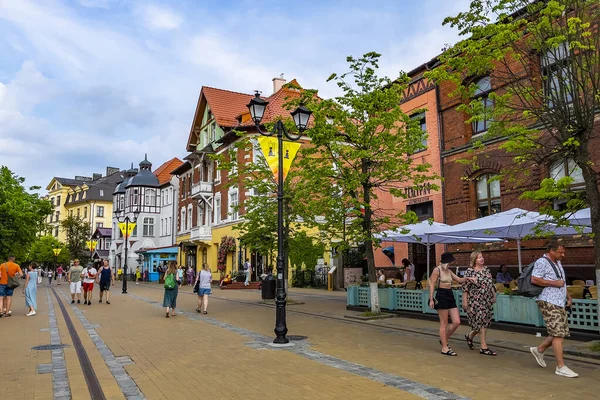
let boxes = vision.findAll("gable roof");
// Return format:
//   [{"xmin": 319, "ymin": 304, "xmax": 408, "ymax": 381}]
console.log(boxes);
[
  {"xmin": 242, "ymin": 79, "xmax": 303, "ymax": 126},
  {"xmin": 203, "ymin": 87, "xmax": 255, "ymax": 127},
  {"xmin": 153, "ymin": 157, "xmax": 184, "ymax": 185}
]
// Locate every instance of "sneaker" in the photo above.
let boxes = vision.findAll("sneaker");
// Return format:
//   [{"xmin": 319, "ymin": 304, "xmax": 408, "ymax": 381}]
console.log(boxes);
[
  {"xmin": 106, "ymin": 301, "xmax": 110, "ymax": 305},
  {"xmin": 71, "ymin": 300, "xmax": 75, "ymax": 304},
  {"xmin": 77, "ymin": 300, "xmax": 80, "ymax": 304},
  {"xmin": 99, "ymin": 299, "xmax": 102, "ymax": 303},
  {"xmin": 26, "ymin": 311, "xmax": 36, "ymax": 317},
  {"xmin": 555, "ymin": 365, "xmax": 578, "ymax": 378},
  {"xmin": 530, "ymin": 347, "xmax": 546, "ymax": 368}
]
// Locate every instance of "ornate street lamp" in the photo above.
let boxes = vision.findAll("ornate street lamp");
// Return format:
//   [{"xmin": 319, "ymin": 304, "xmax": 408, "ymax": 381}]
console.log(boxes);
[
  {"xmin": 247, "ymin": 92, "xmax": 312, "ymax": 344},
  {"xmin": 114, "ymin": 208, "xmax": 141, "ymax": 294}
]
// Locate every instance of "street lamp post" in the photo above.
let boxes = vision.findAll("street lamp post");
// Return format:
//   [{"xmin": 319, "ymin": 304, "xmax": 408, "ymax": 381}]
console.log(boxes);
[
  {"xmin": 114, "ymin": 209, "xmax": 140, "ymax": 294},
  {"xmin": 247, "ymin": 92, "xmax": 312, "ymax": 344}
]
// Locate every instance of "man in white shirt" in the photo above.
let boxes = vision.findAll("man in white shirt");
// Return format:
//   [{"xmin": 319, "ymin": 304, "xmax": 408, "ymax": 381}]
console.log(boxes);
[
  {"xmin": 529, "ymin": 242, "xmax": 577, "ymax": 378},
  {"xmin": 81, "ymin": 262, "xmax": 98, "ymax": 306},
  {"xmin": 243, "ymin": 259, "xmax": 252, "ymax": 287}
]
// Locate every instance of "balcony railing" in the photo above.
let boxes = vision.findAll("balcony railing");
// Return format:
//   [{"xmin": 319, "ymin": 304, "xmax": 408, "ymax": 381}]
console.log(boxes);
[
  {"xmin": 190, "ymin": 225, "xmax": 212, "ymax": 241},
  {"xmin": 191, "ymin": 181, "xmax": 213, "ymax": 198}
]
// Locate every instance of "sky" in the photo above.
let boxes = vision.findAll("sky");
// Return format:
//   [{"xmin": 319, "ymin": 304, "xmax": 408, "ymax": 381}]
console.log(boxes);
[{"xmin": 0, "ymin": 0, "xmax": 470, "ymax": 193}]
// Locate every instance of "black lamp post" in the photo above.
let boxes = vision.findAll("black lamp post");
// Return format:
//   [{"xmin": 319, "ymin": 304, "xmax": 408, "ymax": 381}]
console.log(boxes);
[
  {"xmin": 247, "ymin": 92, "xmax": 312, "ymax": 344},
  {"xmin": 114, "ymin": 208, "xmax": 140, "ymax": 294}
]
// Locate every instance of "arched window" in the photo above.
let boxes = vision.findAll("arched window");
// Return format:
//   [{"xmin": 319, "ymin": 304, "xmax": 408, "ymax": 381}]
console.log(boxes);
[
  {"xmin": 181, "ymin": 207, "xmax": 186, "ymax": 232},
  {"xmin": 472, "ymin": 76, "xmax": 493, "ymax": 136},
  {"xmin": 476, "ymin": 174, "xmax": 501, "ymax": 217}
]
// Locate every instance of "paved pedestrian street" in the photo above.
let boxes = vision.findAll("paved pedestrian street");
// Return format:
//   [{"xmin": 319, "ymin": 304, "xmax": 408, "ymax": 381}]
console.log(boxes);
[{"xmin": 2, "ymin": 284, "xmax": 599, "ymax": 400}]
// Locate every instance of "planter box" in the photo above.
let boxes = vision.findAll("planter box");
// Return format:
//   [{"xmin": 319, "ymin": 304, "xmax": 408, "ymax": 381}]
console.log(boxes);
[
  {"xmin": 568, "ymin": 299, "xmax": 599, "ymax": 332},
  {"xmin": 347, "ymin": 286, "xmax": 359, "ymax": 306},
  {"xmin": 394, "ymin": 289, "xmax": 422, "ymax": 311},
  {"xmin": 495, "ymin": 294, "xmax": 543, "ymax": 327}
]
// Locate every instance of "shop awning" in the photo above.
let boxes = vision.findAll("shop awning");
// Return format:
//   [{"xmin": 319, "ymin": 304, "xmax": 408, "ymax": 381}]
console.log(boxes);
[{"xmin": 141, "ymin": 246, "xmax": 179, "ymax": 254}]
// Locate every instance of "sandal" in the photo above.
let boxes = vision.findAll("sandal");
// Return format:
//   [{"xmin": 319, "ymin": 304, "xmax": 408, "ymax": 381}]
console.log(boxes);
[
  {"xmin": 480, "ymin": 348, "xmax": 497, "ymax": 356},
  {"xmin": 196, "ymin": 308, "xmax": 201, "ymax": 313},
  {"xmin": 165, "ymin": 312, "xmax": 170, "ymax": 318},
  {"xmin": 441, "ymin": 349, "xmax": 458, "ymax": 356},
  {"xmin": 439, "ymin": 340, "xmax": 452, "ymax": 349},
  {"xmin": 465, "ymin": 333, "xmax": 474, "ymax": 350},
  {"xmin": 203, "ymin": 311, "xmax": 208, "ymax": 314}
]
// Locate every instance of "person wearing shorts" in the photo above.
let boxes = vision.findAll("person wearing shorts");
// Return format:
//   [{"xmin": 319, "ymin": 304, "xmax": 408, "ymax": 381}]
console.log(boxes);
[
  {"xmin": 68, "ymin": 259, "xmax": 84, "ymax": 304},
  {"xmin": 0, "ymin": 256, "xmax": 23, "ymax": 317},
  {"xmin": 97, "ymin": 260, "xmax": 114, "ymax": 304},
  {"xmin": 529, "ymin": 243, "xmax": 577, "ymax": 378},
  {"xmin": 196, "ymin": 263, "xmax": 212, "ymax": 314},
  {"xmin": 56, "ymin": 265, "xmax": 64, "ymax": 285},
  {"xmin": 81, "ymin": 262, "xmax": 97, "ymax": 305}
]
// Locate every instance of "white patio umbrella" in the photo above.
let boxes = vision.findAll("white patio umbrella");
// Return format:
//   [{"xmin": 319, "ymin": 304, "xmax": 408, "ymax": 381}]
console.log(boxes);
[
  {"xmin": 567, "ymin": 208, "xmax": 591, "ymax": 226},
  {"xmin": 430, "ymin": 208, "xmax": 590, "ymax": 272},
  {"xmin": 377, "ymin": 221, "xmax": 502, "ymax": 277}
]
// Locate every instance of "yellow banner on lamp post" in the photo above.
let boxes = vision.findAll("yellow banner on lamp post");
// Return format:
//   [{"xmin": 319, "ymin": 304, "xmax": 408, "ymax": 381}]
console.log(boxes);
[
  {"xmin": 86, "ymin": 240, "xmax": 97, "ymax": 251},
  {"xmin": 52, "ymin": 248, "xmax": 62, "ymax": 257},
  {"xmin": 119, "ymin": 222, "xmax": 136, "ymax": 239},
  {"xmin": 257, "ymin": 136, "xmax": 301, "ymax": 183}
]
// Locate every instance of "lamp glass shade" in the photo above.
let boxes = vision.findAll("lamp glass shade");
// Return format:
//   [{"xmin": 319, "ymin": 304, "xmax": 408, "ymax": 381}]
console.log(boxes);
[
  {"xmin": 247, "ymin": 93, "xmax": 268, "ymax": 124},
  {"xmin": 291, "ymin": 105, "xmax": 312, "ymax": 132}
]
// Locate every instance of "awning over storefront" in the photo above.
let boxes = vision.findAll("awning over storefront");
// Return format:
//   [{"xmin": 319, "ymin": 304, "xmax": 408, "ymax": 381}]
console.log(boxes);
[{"xmin": 141, "ymin": 246, "xmax": 179, "ymax": 254}]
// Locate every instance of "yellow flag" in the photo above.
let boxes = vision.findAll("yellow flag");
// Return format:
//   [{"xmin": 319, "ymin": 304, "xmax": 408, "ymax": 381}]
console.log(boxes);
[
  {"xmin": 86, "ymin": 240, "xmax": 97, "ymax": 251},
  {"xmin": 257, "ymin": 137, "xmax": 301, "ymax": 183},
  {"xmin": 119, "ymin": 222, "xmax": 136, "ymax": 239},
  {"xmin": 52, "ymin": 248, "xmax": 62, "ymax": 256}
]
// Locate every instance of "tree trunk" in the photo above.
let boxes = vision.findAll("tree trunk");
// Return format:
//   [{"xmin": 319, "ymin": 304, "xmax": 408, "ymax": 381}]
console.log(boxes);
[
  {"xmin": 577, "ymin": 151, "xmax": 600, "ymax": 334},
  {"xmin": 362, "ymin": 166, "xmax": 380, "ymax": 313}
]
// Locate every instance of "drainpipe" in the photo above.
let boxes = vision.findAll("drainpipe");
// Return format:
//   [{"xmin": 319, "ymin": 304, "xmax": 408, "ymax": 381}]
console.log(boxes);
[{"xmin": 434, "ymin": 73, "xmax": 447, "ymax": 255}]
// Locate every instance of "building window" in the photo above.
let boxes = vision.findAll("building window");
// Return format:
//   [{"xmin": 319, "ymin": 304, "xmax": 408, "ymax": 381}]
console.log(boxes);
[
  {"xmin": 55, "ymin": 211, "xmax": 60, "ymax": 222},
  {"xmin": 96, "ymin": 222, "xmax": 103, "ymax": 228},
  {"xmin": 168, "ymin": 216, "xmax": 172, "ymax": 235},
  {"xmin": 54, "ymin": 226, "xmax": 59, "ymax": 237},
  {"xmin": 181, "ymin": 207, "xmax": 186, "ymax": 232},
  {"xmin": 119, "ymin": 195, "xmax": 125, "ymax": 210},
  {"xmin": 56, "ymin": 195, "xmax": 61, "ymax": 206},
  {"xmin": 230, "ymin": 149, "xmax": 238, "ymax": 176},
  {"xmin": 476, "ymin": 174, "xmax": 501, "ymax": 217},
  {"xmin": 99, "ymin": 190, "xmax": 104, "ymax": 197},
  {"xmin": 181, "ymin": 177, "xmax": 186, "ymax": 199},
  {"xmin": 542, "ymin": 42, "xmax": 573, "ymax": 108},
  {"xmin": 105, "ymin": 239, "xmax": 111, "ymax": 250},
  {"xmin": 77, "ymin": 208, "xmax": 80, "ymax": 217},
  {"xmin": 97, "ymin": 206, "xmax": 104, "ymax": 217},
  {"xmin": 145, "ymin": 189, "xmax": 156, "ymax": 206},
  {"xmin": 215, "ymin": 161, "xmax": 221, "ymax": 183},
  {"xmin": 410, "ymin": 112, "xmax": 428, "ymax": 152},
  {"xmin": 143, "ymin": 217, "xmax": 154, "ymax": 236},
  {"xmin": 550, "ymin": 159, "xmax": 584, "ymax": 188},
  {"xmin": 83, "ymin": 207, "xmax": 87, "ymax": 219},
  {"xmin": 214, "ymin": 195, "xmax": 221, "ymax": 224},
  {"xmin": 472, "ymin": 76, "xmax": 493, "ymax": 135},
  {"xmin": 229, "ymin": 189, "xmax": 239, "ymax": 220},
  {"xmin": 69, "ymin": 210, "xmax": 73, "ymax": 217},
  {"xmin": 198, "ymin": 204, "xmax": 204, "ymax": 226},
  {"xmin": 187, "ymin": 204, "xmax": 193, "ymax": 229},
  {"xmin": 132, "ymin": 188, "xmax": 139, "ymax": 205}
]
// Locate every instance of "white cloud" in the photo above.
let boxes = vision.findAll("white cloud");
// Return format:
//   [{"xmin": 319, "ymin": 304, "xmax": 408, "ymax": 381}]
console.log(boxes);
[{"xmin": 137, "ymin": 4, "xmax": 182, "ymax": 31}]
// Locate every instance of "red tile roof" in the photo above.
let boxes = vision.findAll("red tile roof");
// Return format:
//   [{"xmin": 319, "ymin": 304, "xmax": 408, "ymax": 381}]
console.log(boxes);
[
  {"xmin": 202, "ymin": 87, "xmax": 255, "ymax": 127},
  {"xmin": 153, "ymin": 157, "xmax": 184, "ymax": 185}
]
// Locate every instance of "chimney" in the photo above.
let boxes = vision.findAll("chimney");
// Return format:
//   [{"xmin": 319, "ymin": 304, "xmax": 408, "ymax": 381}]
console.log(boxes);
[
  {"xmin": 92, "ymin": 173, "xmax": 102, "ymax": 181},
  {"xmin": 272, "ymin": 74, "xmax": 286, "ymax": 94},
  {"xmin": 106, "ymin": 166, "xmax": 120, "ymax": 176}
]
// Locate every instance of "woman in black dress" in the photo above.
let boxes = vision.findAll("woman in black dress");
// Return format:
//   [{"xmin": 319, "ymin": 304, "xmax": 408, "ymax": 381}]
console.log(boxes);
[{"xmin": 429, "ymin": 252, "xmax": 475, "ymax": 356}]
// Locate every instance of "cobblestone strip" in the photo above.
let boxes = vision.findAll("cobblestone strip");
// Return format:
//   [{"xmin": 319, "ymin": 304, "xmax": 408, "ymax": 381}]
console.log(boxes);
[
  {"xmin": 58, "ymin": 291, "xmax": 145, "ymax": 400},
  {"xmin": 131, "ymin": 294, "xmax": 469, "ymax": 400},
  {"xmin": 46, "ymin": 289, "xmax": 72, "ymax": 400}
]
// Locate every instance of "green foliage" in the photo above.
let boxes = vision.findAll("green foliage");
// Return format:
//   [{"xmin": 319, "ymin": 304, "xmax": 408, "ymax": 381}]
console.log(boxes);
[
  {"xmin": 27, "ymin": 236, "xmax": 70, "ymax": 265},
  {"xmin": 426, "ymin": 0, "xmax": 600, "ymax": 242},
  {"xmin": 292, "ymin": 52, "xmax": 438, "ymax": 289},
  {"xmin": 0, "ymin": 166, "xmax": 52, "ymax": 262},
  {"xmin": 288, "ymin": 231, "xmax": 325, "ymax": 271},
  {"xmin": 60, "ymin": 216, "xmax": 92, "ymax": 263}
]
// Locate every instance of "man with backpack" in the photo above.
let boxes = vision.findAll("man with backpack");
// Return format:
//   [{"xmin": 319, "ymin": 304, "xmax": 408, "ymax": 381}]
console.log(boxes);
[
  {"xmin": 528, "ymin": 242, "xmax": 577, "ymax": 378},
  {"xmin": 243, "ymin": 258, "xmax": 251, "ymax": 287}
]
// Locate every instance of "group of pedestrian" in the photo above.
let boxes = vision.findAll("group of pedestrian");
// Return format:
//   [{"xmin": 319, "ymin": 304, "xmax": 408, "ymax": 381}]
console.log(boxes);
[
  {"xmin": 429, "ymin": 242, "xmax": 578, "ymax": 378},
  {"xmin": 161, "ymin": 261, "xmax": 213, "ymax": 317}
]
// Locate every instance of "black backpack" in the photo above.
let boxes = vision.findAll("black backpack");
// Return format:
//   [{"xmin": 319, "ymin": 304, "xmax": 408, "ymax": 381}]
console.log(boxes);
[{"xmin": 517, "ymin": 257, "xmax": 562, "ymax": 298}]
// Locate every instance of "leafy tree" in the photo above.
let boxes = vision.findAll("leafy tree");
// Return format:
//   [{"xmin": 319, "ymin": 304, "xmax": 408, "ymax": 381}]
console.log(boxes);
[
  {"xmin": 427, "ymin": 0, "xmax": 600, "ymax": 319},
  {"xmin": 27, "ymin": 236, "xmax": 70, "ymax": 267},
  {"xmin": 288, "ymin": 231, "xmax": 326, "ymax": 272},
  {"xmin": 0, "ymin": 166, "xmax": 52, "ymax": 262},
  {"xmin": 60, "ymin": 216, "xmax": 92, "ymax": 263},
  {"xmin": 295, "ymin": 52, "xmax": 438, "ymax": 312}
]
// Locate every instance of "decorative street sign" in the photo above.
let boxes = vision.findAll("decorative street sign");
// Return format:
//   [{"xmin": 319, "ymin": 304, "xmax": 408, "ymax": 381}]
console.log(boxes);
[{"xmin": 257, "ymin": 136, "xmax": 301, "ymax": 183}]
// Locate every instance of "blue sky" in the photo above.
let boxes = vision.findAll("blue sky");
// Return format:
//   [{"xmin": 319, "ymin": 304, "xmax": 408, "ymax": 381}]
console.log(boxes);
[{"xmin": 0, "ymin": 0, "xmax": 469, "ymax": 191}]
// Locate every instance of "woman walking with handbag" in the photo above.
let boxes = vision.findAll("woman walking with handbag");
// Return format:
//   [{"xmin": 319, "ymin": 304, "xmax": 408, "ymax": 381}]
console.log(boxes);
[
  {"xmin": 428, "ymin": 252, "xmax": 475, "ymax": 356},
  {"xmin": 23, "ymin": 262, "xmax": 38, "ymax": 316},
  {"xmin": 462, "ymin": 251, "xmax": 497, "ymax": 356},
  {"xmin": 162, "ymin": 261, "xmax": 179, "ymax": 318}
]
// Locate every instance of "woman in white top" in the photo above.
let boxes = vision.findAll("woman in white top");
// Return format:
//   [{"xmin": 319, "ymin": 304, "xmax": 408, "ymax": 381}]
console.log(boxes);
[{"xmin": 195, "ymin": 263, "xmax": 212, "ymax": 314}]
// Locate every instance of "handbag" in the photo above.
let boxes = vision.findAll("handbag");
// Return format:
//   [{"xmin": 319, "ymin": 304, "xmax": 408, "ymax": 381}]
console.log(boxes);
[{"xmin": 3, "ymin": 264, "xmax": 20, "ymax": 290}]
